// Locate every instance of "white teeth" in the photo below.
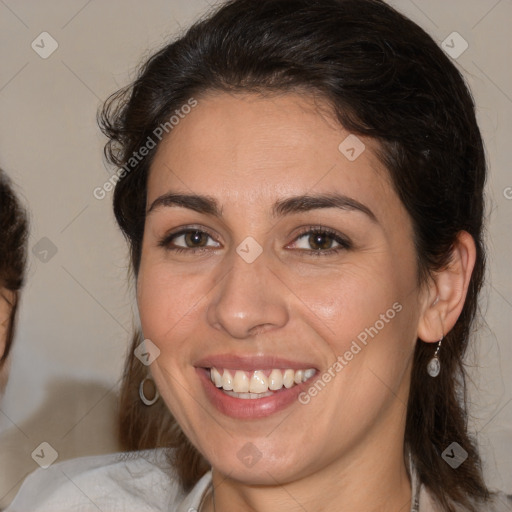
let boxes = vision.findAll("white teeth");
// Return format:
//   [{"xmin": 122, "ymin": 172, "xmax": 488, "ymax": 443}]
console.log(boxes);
[
  {"xmin": 304, "ymin": 368, "xmax": 316, "ymax": 380},
  {"xmin": 249, "ymin": 371, "xmax": 268, "ymax": 393},
  {"xmin": 209, "ymin": 367, "xmax": 317, "ymax": 395},
  {"xmin": 268, "ymin": 369, "xmax": 283, "ymax": 390},
  {"xmin": 283, "ymin": 369, "xmax": 295, "ymax": 388},
  {"xmin": 211, "ymin": 367, "xmax": 223, "ymax": 387},
  {"xmin": 222, "ymin": 369, "xmax": 233, "ymax": 391},
  {"xmin": 233, "ymin": 370, "xmax": 250, "ymax": 393}
]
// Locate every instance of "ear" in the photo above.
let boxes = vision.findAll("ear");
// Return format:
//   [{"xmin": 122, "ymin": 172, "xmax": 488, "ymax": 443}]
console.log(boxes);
[{"xmin": 417, "ymin": 231, "xmax": 476, "ymax": 343}]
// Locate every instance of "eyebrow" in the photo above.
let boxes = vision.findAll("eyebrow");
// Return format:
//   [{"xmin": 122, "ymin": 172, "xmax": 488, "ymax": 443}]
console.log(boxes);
[{"xmin": 147, "ymin": 192, "xmax": 377, "ymax": 223}]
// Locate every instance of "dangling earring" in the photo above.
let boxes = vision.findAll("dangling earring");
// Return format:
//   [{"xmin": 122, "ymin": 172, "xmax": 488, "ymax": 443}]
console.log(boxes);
[
  {"xmin": 139, "ymin": 376, "xmax": 160, "ymax": 406},
  {"xmin": 427, "ymin": 336, "xmax": 443, "ymax": 377}
]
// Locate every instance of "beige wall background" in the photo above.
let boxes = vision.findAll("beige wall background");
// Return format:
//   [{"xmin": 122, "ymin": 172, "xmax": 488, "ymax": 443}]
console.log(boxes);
[{"xmin": 0, "ymin": 0, "xmax": 510, "ymax": 506}]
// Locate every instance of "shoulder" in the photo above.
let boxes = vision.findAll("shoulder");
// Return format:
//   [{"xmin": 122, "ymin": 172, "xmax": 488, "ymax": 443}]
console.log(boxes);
[{"xmin": 6, "ymin": 449, "xmax": 184, "ymax": 512}]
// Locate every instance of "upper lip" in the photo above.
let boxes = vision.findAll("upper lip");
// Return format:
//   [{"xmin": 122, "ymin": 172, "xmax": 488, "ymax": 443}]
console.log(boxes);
[{"xmin": 195, "ymin": 354, "xmax": 318, "ymax": 371}]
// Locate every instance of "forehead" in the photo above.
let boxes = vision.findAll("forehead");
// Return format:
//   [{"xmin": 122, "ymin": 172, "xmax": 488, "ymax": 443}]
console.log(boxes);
[{"xmin": 147, "ymin": 92, "xmax": 398, "ymax": 222}]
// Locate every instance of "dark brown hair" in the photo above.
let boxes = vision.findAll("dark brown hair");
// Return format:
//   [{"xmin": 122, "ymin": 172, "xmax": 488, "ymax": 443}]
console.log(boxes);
[
  {"xmin": 0, "ymin": 169, "xmax": 28, "ymax": 367},
  {"xmin": 100, "ymin": 0, "xmax": 491, "ymax": 509}
]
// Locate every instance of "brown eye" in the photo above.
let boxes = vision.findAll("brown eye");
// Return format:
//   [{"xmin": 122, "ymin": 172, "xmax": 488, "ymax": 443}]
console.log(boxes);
[
  {"xmin": 308, "ymin": 232, "xmax": 335, "ymax": 250},
  {"xmin": 160, "ymin": 228, "xmax": 221, "ymax": 252},
  {"xmin": 184, "ymin": 230, "xmax": 209, "ymax": 247},
  {"xmin": 289, "ymin": 228, "xmax": 351, "ymax": 255}
]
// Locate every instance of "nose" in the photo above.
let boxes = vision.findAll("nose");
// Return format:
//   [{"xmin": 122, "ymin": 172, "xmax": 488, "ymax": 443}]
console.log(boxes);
[{"xmin": 206, "ymin": 251, "xmax": 289, "ymax": 339}]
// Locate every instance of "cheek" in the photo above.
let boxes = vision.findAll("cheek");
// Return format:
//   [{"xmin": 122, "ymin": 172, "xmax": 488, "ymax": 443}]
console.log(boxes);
[
  {"xmin": 137, "ymin": 267, "xmax": 168, "ymax": 340},
  {"xmin": 286, "ymin": 257, "xmax": 418, "ymax": 408},
  {"xmin": 286, "ymin": 259, "xmax": 407, "ymax": 341},
  {"xmin": 136, "ymin": 258, "xmax": 212, "ymax": 350},
  {"xmin": 136, "ymin": 260, "xmax": 204, "ymax": 421}
]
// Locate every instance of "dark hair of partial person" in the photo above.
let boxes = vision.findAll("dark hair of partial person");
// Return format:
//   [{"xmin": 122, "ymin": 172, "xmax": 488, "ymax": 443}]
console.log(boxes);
[
  {"xmin": 0, "ymin": 169, "xmax": 28, "ymax": 366},
  {"xmin": 99, "ymin": 0, "xmax": 490, "ymax": 510}
]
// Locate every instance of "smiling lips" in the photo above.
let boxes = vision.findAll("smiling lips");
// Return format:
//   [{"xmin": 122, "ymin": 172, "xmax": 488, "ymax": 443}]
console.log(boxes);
[
  {"xmin": 209, "ymin": 367, "xmax": 317, "ymax": 397},
  {"xmin": 196, "ymin": 355, "xmax": 319, "ymax": 416}
]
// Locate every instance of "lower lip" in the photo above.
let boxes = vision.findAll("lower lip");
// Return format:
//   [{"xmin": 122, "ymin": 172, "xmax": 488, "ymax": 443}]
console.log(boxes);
[{"xmin": 197, "ymin": 368, "xmax": 308, "ymax": 419}]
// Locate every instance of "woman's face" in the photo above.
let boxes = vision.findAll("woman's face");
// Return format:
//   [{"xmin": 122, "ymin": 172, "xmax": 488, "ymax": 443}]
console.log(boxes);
[{"xmin": 137, "ymin": 92, "xmax": 426, "ymax": 483}]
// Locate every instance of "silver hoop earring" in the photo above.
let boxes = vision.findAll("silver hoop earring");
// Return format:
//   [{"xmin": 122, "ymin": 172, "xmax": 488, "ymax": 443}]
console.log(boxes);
[
  {"xmin": 427, "ymin": 336, "xmax": 443, "ymax": 377},
  {"xmin": 139, "ymin": 377, "xmax": 160, "ymax": 406}
]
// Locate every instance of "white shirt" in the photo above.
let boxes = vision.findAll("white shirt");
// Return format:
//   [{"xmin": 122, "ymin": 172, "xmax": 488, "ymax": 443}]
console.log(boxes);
[{"xmin": 5, "ymin": 449, "xmax": 512, "ymax": 512}]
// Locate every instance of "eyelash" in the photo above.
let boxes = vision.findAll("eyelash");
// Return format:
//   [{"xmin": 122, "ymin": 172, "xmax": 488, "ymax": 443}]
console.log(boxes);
[
  {"xmin": 291, "ymin": 226, "xmax": 352, "ymax": 255},
  {"xmin": 158, "ymin": 225, "xmax": 352, "ymax": 256}
]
